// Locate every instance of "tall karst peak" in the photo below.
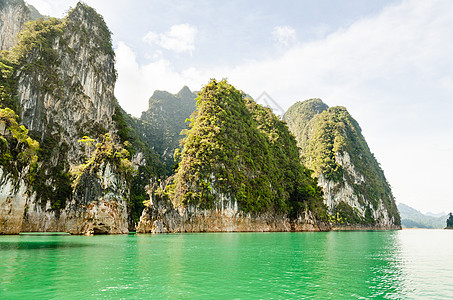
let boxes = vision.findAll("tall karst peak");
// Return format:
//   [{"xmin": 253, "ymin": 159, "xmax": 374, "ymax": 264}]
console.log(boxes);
[
  {"xmin": 0, "ymin": 2, "xmax": 131, "ymax": 235},
  {"xmin": 283, "ymin": 98, "xmax": 328, "ymax": 143},
  {"xmin": 137, "ymin": 79, "xmax": 329, "ymax": 233},
  {"xmin": 284, "ymin": 99, "xmax": 400, "ymax": 228}
]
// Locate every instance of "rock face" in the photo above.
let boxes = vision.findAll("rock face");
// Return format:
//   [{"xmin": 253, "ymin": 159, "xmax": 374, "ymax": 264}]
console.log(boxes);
[
  {"xmin": 1, "ymin": 162, "xmax": 129, "ymax": 234},
  {"xmin": 0, "ymin": 3, "xmax": 129, "ymax": 234},
  {"xmin": 284, "ymin": 99, "xmax": 401, "ymax": 229},
  {"xmin": 20, "ymin": 162, "xmax": 129, "ymax": 234},
  {"xmin": 137, "ymin": 183, "xmax": 330, "ymax": 233},
  {"xmin": 16, "ymin": 4, "xmax": 116, "ymax": 162},
  {"xmin": 0, "ymin": 167, "xmax": 33, "ymax": 234},
  {"xmin": 140, "ymin": 86, "xmax": 196, "ymax": 170},
  {"xmin": 0, "ymin": 0, "xmax": 30, "ymax": 51}
]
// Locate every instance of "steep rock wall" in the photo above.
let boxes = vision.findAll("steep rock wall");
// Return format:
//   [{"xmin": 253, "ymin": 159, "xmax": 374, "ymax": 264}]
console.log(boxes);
[
  {"xmin": 18, "ymin": 162, "xmax": 129, "ymax": 234},
  {"xmin": 16, "ymin": 5, "xmax": 116, "ymax": 163},
  {"xmin": 0, "ymin": 3, "xmax": 129, "ymax": 234},
  {"xmin": 318, "ymin": 152, "xmax": 398, "ymax": 228},
  {"xmin": 0, "ymin": 0, "xmax": 30, "ymax": 51},
  {"xmin": 0, "ymin": 167, "xmax": 33, "ymax": 234},
  {"xmin": 137, "ymin": 185, "xmax": 330, "ymax": 233}
]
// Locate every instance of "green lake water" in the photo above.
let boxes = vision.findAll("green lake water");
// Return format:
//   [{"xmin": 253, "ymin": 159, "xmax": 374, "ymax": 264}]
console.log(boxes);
[{"xmin": 0, "ymin": 230, "xmax": 452, "ymax": 299}]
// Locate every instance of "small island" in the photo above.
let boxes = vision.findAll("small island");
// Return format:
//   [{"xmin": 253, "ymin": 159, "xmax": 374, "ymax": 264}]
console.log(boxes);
[{"xmin": 446, "ymin": 213, "xmax": 453, "ymax": 229}]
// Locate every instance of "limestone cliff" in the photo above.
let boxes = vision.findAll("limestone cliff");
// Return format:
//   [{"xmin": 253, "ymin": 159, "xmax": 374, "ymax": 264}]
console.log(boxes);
[
  {"xmin": 137, "ymin": 80, "xmax": 330, "ymax": 232},
  {"xmin": 0, "ymin": 0, "xmax": 42, "ymax": 51},
  {"xmin": 137, "ymin": 180, "xmax": 329, "ymax": 233},
  {"xmin": 284, "ymin": 99, "xmax": 401, "ymax": 229},
  {"xmin": 0, "ymin": 0, "xmax": 29, "ymax": 51},
  {"xmin": 0, "ymin": 108, "xmax": 39, "ymax": 234},
  {"xmin": 0, "ymin": 3, "xmax": 130, "ymax": 234},
  {"xmin": 140, "ymin": 86, "xmax": 196, "ymax": 171}
]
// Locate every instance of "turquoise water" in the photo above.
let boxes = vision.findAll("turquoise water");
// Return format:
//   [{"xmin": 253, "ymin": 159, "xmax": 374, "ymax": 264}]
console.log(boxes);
[{"xmin": 0, "ymin": 230, "xmax": 452, "ymax": 299}]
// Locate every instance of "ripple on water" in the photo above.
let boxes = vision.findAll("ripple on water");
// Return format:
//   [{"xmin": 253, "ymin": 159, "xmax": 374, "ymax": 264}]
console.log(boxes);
[{"xmin": 0, "ymin": 230, "xmax": 452, "ymax": 298}]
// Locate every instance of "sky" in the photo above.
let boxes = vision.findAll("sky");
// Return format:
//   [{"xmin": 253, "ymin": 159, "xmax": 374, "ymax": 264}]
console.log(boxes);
[{"xmin": 25, "ymin": 0, "xmax": 453, "ymax": 214}]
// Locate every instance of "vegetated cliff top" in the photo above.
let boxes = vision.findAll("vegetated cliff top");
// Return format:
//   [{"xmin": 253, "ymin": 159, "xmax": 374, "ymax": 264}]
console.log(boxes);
[
  {"xmin": 66, "ymin": 2, "xmax": 115, "ymax": 58},
  {"xmin": 170, "ymin": 79, "xmax": 327, "ymax": 218},
  {"xmin": 283, "ymin": 98, "xmax": 328, "ymax": 136}
]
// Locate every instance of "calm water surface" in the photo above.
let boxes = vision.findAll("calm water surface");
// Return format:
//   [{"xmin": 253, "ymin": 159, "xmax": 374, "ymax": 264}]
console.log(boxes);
[{"xmin": 0, "ymin": 230, "xmax": 452, "ymax": 299}]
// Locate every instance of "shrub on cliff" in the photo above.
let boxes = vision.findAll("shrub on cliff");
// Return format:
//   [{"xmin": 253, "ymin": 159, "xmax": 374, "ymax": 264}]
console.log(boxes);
[{"xmin": 0, "ymin": 107, "xmax": 39, "ymax": 182}]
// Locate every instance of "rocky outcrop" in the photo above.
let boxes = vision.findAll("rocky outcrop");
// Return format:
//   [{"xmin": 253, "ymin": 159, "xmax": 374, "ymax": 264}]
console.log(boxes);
[
  {"xmin": 318, "ymin": 152, "xmax": 398, "ymax": 228},
  {"xmin": 284, "ymin": 99, "xmax": 401, "ymax": 229},
  {"xmin": 0, "ymin": 3, "xmax": 129, "ymax": 234},
  {"xmin": 0, "ymin": 0, "xmax": 30, "ymax": 51},
  {"xmin": 0, "ymin": 167, "xmax": 33, "ymax": 234},
  {"xmin": 19, "ymin": 162, "xmax": 129, "ymax": 234},
  {"xmin": 140, "ymin": 86, "xmax": 196, "ymax": 170},
  {"xmin": 137, "ymin": 188, "xmax": 330, "ymax": 233},
  {"xmin": 16, "ymin": 4, "xmax": 116, "ymax": 163}
]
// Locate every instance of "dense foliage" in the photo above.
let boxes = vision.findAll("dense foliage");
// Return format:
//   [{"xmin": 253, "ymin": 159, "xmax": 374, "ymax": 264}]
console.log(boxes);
[
  {"xmin": 111, "ymin": 87, "xmax": 197, "ymax": 223},
  {"xmin": 284, "ymin": 99, "xmax": 400, "ymax": 225},
  {"xmin": 333, "ymin": 201, "xmax": 374, "ymax": 224},
  {"xmin": 70, "ymin": 133, "xmax": 134, "ymax": 188},
  {"xmin": 283, "ymin": 98, "xmax": 328, "ymax": 146},
  {"xmin": 171, "ymin": 79, "xmax": 326, "ymax": 218},
  {"xmin": 0, "ymin": 61, "xmax": 19, "ymax": 112}
]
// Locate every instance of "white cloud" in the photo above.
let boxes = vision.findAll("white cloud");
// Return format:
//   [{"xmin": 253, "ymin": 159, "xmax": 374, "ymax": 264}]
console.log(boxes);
[
  {"xmin": 25, "ymin": 0, "xmax": 78, "ymax": 17},
  {"xmin": 143, "ymin": 24, "xmax": 197, "ymax": 54},
  {"xmin": 114, "ymin": 42, "xmax": 207, "ymax": 117},
  {"xmin": 272, "ymin": 25, "xmax": 296, "ymax": 47}
]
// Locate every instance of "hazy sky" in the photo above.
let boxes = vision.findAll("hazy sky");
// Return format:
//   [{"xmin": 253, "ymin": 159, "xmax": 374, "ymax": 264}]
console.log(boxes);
[{"xmin": 26, "ymin": 0, "xmax": 453, "ymax": 214}]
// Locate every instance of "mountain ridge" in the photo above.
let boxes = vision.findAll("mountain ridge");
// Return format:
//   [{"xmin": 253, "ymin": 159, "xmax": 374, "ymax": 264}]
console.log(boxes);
[{"xmin": 398, "ymin": 203, "xmax": 447, "ymax": 228}]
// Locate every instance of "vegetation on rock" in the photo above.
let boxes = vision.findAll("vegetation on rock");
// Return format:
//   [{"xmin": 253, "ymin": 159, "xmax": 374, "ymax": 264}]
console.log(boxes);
[
  {"xmin": 284, "ymin": 99, "xmax": 400, "ymax": 225},
  {"xmin": 0, "ymin": 3, "xmax": 117, "ymax": 211},
  {"xmin": 0, "ymin": 107, "xmax": 39, "ymax": 182},
  {"xmin": 169, "ymin": 79, "xmax": 326, "ymax": 218},
  {"xmin": 71, "ymin": 133, "xmax": 134, "ymax": 189},
  {"xmin": 112, "ymin": 104, "xmax": 169, "ymax": 224}
]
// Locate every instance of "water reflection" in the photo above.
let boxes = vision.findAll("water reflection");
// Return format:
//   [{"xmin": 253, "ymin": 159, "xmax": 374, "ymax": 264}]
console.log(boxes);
[{"xmin": 0, "ymin": 240, "xmax": 90, "ymax": 250}]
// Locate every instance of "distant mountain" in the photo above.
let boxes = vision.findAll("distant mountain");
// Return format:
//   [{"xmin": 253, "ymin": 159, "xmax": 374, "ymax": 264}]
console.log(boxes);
[
  {"xmin": 398, "ymin": 203, "xmax": 448, "ymax": 228},
  {"xmin": 425, "ymin": 211, "xmax": 447, "ymax": 218},
  {"xmin": 140, "ymin": 86, "xmax": 197, "ymax": 171}
]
